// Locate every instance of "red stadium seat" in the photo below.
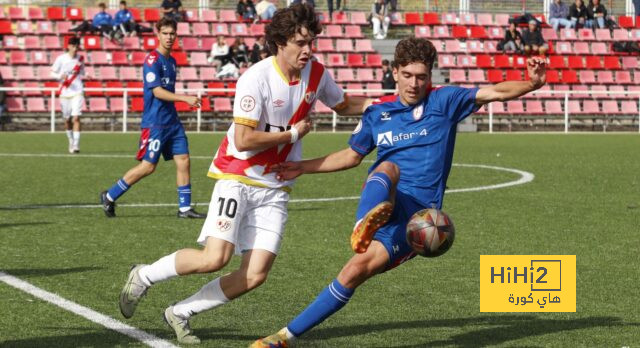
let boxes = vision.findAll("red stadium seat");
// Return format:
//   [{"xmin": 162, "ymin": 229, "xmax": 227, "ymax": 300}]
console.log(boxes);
[
  {"xmin": 438, "ymin": 54, "xmax": 456, "ymax": 68},
  {"xmin": 144, "ymin": 8, "xmax": 161, "ymax": 22},
  {"xmin": 201, "ymin": 9, "xmax": 217, "ymax": 22},
  {"xmin": 85, "ymin": 81, "xmax": 103, "ymax": 96},
  {"xmin": 495, "ymin": 14, "xmax": 510, "ymax": 26},
  {"xmin": 332, "ymin": 12, "xmax": 349, "ymax": 24},
  {"xmin": 423, "ymin": 12, "xmax": 440, "ymax": 25},
  {"xmin": 415, "ymin": 26, "xmax": 431, "ymax": 38},
  {"xmin": 336, "ymin": 39, "xmax": 354, "ymax": 52},
  {"xmin": 17, "ymin": 66, "xmax": 36, "ymax": 80},
  {"xmin": 17, "ymin": 21, "xmax": 33, "ymax": 35},
  {"xmin": 505, "ymin": 70, "xmax": 522, "ymax": 81},
  {"xmin": 173, "ymin": 52, "xmax": 189, "ymax": 66},
  {"xmin": 0, "ymin": 20, "xmax": 13, "ymax": 35},
  {"xmin": 432, "ymin": 26, "xmax": 450, "ymax": 38},
  {"xmin": 491, "ymin": 102, "xmax": 506, "ymax": 114},
  {"xmin": 579, "ymin": 70, "xmax": 595, "ymax": 84},
  {"xmin": 568, "ymin": 56, "xmax": 585, "ymax": 69},
  {"xmin": 585, "ymin": 56, "xmax": 602, "ymax": 69},
  {"xmin": 22, "ymin": 82, "xmax": 39, "ymax": 97},
  {"xmin": 37, "ymin": 66, "xmax": 53, "ymax": 80},
  {"xmin": 219, "ymin": 10, "xmax": 237, "ymax": 22},
  {"xmin": 449, "ymin": 69, "xmax": 466, "ymax": 83},
  {"xmin": 177, "ymin": 22, "xmax": 190, "ymax": 36},
  {"xmin": 356, "ymin": 39, "xmax": 375, "ymax": 53},
  {"xmin": 325, "ymin": 25, "xmax": 342, "ymax": 37},
  {"xmin": 487, "ymin": 70, "xmax": 504, "ymax": 83},
  {"xmin": 326, "ymin": 53, "xmax": 344, "ymax": 67},
  {"xmin": 444, "ymin": 40, "xmax": 463, "ymax": 53},
  {"xmin": 622, "ymin": 57, "xmax": 638, "ymax": 70},
  {"xmin": 190, "ymin": 52, "xmax": 208, "ymax": 66},
  {"xmin": 27, "ymin": 97, "xmax": 47, "ymax": 112},
  {"xmin": 475, "ymin": 54, "xmax": 492, "ymax": 68},
  {"xmin": 591, "ymin": 42, "xmax": 608, "ymax": 55},
  {"xmin": 347, "ymin": 53, "xmax": 364, "ymax": 67},
  {"xmin": 226, "ymin": 82, "xmax": 236, "ymax": 97},
  {"xmin": 631, "ymin": 29, "xmax": 640, "ymax": 40},
  {"xmin": 182, "ymin": 37, "xmax": 199, "ymax": 51},
  {"xmin": 457, "ymin": 55, "xmax": 473, "ymax": 67},
  {"xmin": 180, "ymin": 67, "xmax": 198, "ymax": 81},
  {"xmin": 36, "ymin": 21, "xmax": 54, "ymax": 35},
  {"xmin": 66, "ymin": 7, "xmax": 83, "ymax": 21},
  {"xmin": 184, "ymin": 9, "xmax": 199, "ymax": 22},
  {"xmin": 119, "ymin": 67, "xmax": 138, "ymax": 81},
  {"xmin": 143, "ymin": 37, "xmax": 158, "ymax": 51},
  {"xmin": 316, "ymin": 39, "xmax": 334, "ymax": 52},
  {"xmin": 28, "ymin": 7, "xmax": 44, "ymax": 20},
  {"xmin": 452, "ymin": 26, "xmax": 468, "ymax": 39},
  {"xmin": 47, "ymin": 7, "xmax": 64, "ymax": 20},
  {"xmin": 31, "ymin": 51, "xmax": 49, "ymax": 65},
  {"xmin": 577, "ymin": 29, "xmax": 595, "ymax": 40},
  {"xmin": 346, "ymin": 83, "xmax": 365, "ymax": 96},
  {"xmin": 441, "ymin": 13, "xmax": 457, "ymax": 25},
  {"xmin": 573, "ymin": 42, "xmax": 589, "ymax": 55},
  {"xmin": 10, "ymin": 51, "xmax": 28, "ymax": 65},
  {"xmin": 231, "ymin": 23, "xmax": 248, "ymax": 36},
  {"xmin": 99, "ymin": 66, "xmax": 117, "ymax": 80},
  {"xmin": 582, "ymin": 100, "xmax": 599, "ymax": 114},
  {"xmin": 603, "ymin": 56, "xmax": 621, "ymax": 70},
  {"xmin": 83, "ymin": 36, "xmax": 101, "ymax": 50},
  {"xmin": 105, "ymin": 81, "xmax": 124, "ymax": 96},
  {"xmin": 207, "ymin": 81, "xmax": 226, "ymax": 96},
  {"xmin": 6, "ymin": 96, "xmax": 26, "ymax": 112},
  {"xmin": 594, "ymin": 29, "xmax": 611, "ymax": 41},
  {"xmin": 131, "ymin": 52, "xmax": 147, "ymax": 65},
  {"xmin": 249, "ymin": 23, "xmax": 265, "ymax": 36},
  {"xmin": 494, "ymin": 55, "xmax": 511, "ymax": 68},
  {"xmin": 596, "ymin": 71, "xmax": 614, "ymax": 84},
  {"xmin": 213, "ymin": 98, "xmax": 232, "ymax": 112},
  {"xmin": 477, "ymin": 13, "xmax": 494, "ymax": 26},
  {"xmin": 612, "ymin": 29, "xmax": 629, "ymax": 41},
  {"xmin": 561, "ymin": 70, "xmax": 578, "ymax": 84},
  {"xmin": 506, "ymin": 100, "xmax": 524, "ymax": 113},
  {"xmin": 127, "ymin": 81, "xmax": 143, "ymax": 96},
  {"xmin": 366, "ymin": 54, "xmax": 382, "ymax": 67},
  {"xmin": 112, "ymin": 51, "xmax": 129, "ymax": 65},
  {"xmin": 404, "ymin": 12, "xmax": 422, "ymax": 25},
  {"xmin": 615, "ymin": 71, "xmax": 632, "ymax": 84},
  {"xmin": 336, "ymin": 68, "xmax": 355, "ymax": 82},
  {"xmin": 131, "ymin": 97, "xmax": 144, "ymax": 112},
  {"xmin": 468, "ymin": 69, "xmax": 485, "ymax": 83},
  {"xmin": 356, "ymin": 68, "xmax": 375, "ymax": 82},
  {"xmin": 546, "ymin": 70, "xmax": 560, "ymax": 84},
  {"xmin": 618, "ymin": 16, "xmax": 633, "ymax": 28},
  {"xmin": 549, "ymin": 55, "xmax": 566, "ymax": 69},
  {"xmin": 602, "ymin": 101, "xmax": 620, "ymax": 114},
  {"xmin": 351, "ymin": 12, "xmax": 368, "ymax": 25},
  {"xmin": 567, "ymin": 100, "xmax": 581, "ymax": 114},
  {"xmin": 470, "ymin": 26, "xmax": 488, "ymax": 39},
  {"xmin": 344, "ymin": 25, "xmax": 363, "ymax": 38},
  {"xmin": 487, "ymin": 27, "xmax": 504, "ymax": 39},
  {"xmin": 193, "ymin": 23, "xmax": 210, "ymax": 36},
  {"xmin": 621, "ymin": 101, "xmax": 638, "ymax": 114},
  {"xmin": 122, "ymin": 37, "xmax": 140, "ymax": 51},
  {"xmin": 0, "ymin": 66, "xmax": 14, "ymax": 80},
  {"xmin": 525, "ymin": 100, "xmax": 544, "ymax": 114},
  {"xmin": 554, "ymin": 41, "xmax": 571, "ymax": 54},
  {"xmin": 541, "ymin": 28, "xmax": 558, "ymax": 41},
  {"xmin": 56, "ymin": 21, "xmax": 72, "ymax": 34},
  {"xmin": 560, "ymin": 28, "xmax": 577, "ymax": 41},
  {"xmin": 459, "ymin": 13, "xmax": 476, "ymax": 25},
  {"xmin": 110, "ymin": 97, "xmax": 124, "ymax": 112},
  {"xmin": 605, "ymin": 85, "xmax": 624, "ymax": 99}
]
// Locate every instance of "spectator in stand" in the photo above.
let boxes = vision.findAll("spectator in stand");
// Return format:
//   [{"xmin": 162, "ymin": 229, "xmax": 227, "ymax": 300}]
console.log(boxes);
[
  {"xmin": 70, "ymin": 3, "xmax": 116, "ymax": 40},
  {"xmin": 549, "ymin": 0, "xmax": 573, "ymax": 31},
  {"xmin": 328, "ymin": 0, "xmax": 341, "ymax": 20},
  {"xmin": 500, "ymin": 21, "xmax": 524, "ymax": 54},
  {"xmin": 256, "ymin": 0, "xmax": 277, "ymax": 20},
  {"xmin": 250, "ymin": 36, "xmax": 266, "ymax": 65},
  {"xmin": 381, "ymin": 59, "xmax": 395, "ymax": 94},
  {"xmin": 522, "ymin": 20, "xmax": 548, "ymax": 56},
  {"xmin": 161, "ymin": 0, "xmax": 185, "ymax": 22},
  {"xmin": 385, "ymin": 0, "xmax": 397, "ymax": 12},
  {"xmin": 114, "ymin": 1, "xmax": 153, "ymax": 37},
  {"xmin": 291, "ymin": 0, "xmax": 316, "ymax": 9},
  {"xmin": 0, "ymin": 72, "xmax": 5, "ymax": 128},
  {"xmin": 587, "ymin": 0, "xmax": 607, "ymax": 29},
  {"xmin": 209, "ymin": 35, "xmax": 231, "ymax": 68},
  {"xmin": 569, "ymin": 0, "xmax": 589, "ymax": 29},
  {"xmin": 635, "ymin": 0, "xmax": 640, "ymax": 18},
  {"xmin": 237, "ymin": 0, "xmax": 258, "ymax": 22},
  {"xmin": 231, "ymin": 37, "xmax": 250, "ymax": 67},
  {"xmin": 370, "ymin": 0, "xmax": 390, "ymax": 40}
]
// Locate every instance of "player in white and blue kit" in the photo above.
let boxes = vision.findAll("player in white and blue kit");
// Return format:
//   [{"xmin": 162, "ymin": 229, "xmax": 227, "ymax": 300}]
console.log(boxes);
[
  {"xmin": 253, "ymin": 38, "xmax": 547, "ymax": 346},
  {"xmin": 100, "ymin": 17, "xmax": 205, "ymax": 219}
]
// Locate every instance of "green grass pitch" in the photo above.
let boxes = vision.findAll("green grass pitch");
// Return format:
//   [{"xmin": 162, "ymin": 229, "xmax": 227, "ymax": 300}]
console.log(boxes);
[{"xmin": 0, "ymin": 132, "xmax": 639, "ymax": 347}]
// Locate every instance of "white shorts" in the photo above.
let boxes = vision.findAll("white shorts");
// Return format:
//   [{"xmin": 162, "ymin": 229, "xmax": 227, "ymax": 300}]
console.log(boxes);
[
  {"xmin": 197, "ymin": 179, "xmax": 289, "ymax": 255},
  {"xmin": 60, "ymin": 95, "xmax": 84, "ymax": 118}
]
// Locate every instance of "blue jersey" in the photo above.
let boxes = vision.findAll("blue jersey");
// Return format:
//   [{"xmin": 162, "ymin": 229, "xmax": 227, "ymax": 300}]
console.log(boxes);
[
  {"xmin": 349, "ymin": 86, "xmax": 479, "ymax": 209},
  {"xmin": 114, "ymin": 9, "xmax": 133, "ymax": 25},
  {"xmin": 142, "ymin": 50, "xmax": 180, "ymax": 128},
  {"xmin": 92, "ymin": 11, "xmax": 113, "ymax": 27}
]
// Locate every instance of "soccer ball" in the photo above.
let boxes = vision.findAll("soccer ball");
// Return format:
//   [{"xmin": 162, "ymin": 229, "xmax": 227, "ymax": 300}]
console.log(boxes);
[{"xmin": 406, "ymin": 209, "xmax": 455, "ymax": 257}]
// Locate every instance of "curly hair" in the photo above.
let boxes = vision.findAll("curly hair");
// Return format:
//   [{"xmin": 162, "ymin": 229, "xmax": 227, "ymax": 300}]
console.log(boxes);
[
  {"xmin": 394, "ymin": 38, "xmax": 438, "ymax": 71},
  {"xmin": 265, "ymin": 3, "xmax": 322, "ymax": 55}
]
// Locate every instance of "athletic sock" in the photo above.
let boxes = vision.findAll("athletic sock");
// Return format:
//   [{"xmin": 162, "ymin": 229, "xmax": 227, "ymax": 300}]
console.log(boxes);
[
  {"xmin": 287, "ymin": 279, "xmax": 354, "ymax": 337},
  {"xmin": 177, "ymin": 184, "xmax": 191, "ymax": 212},
  {"xmin": 66, "ymin": 130, "xmax": 73, "ymax": 141},
  {"xmin": 138, "ymin": 252, "xmax": 178, "ymax": 287},
  {"xmin": 172, "ymin": 277, "xmax": 229, "ymax": 318},
  {"xmin": 106, "ymin": 178, "xmax": 130, "ymax": 202},
  {"xmin": 72, "ymin": 131, "xmax": 80, "ymax": 147},
  {"xmin": 355, "ymin": 172, "xmax": 392, "ymax": 221}
]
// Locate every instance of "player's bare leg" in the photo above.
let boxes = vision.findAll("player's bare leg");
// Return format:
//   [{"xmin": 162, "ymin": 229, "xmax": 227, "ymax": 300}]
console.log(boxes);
[
  {"xmin": 165, "ymin": 248, "xmax": 276, "ymax": 344},
  {"xmin": 351, "ymin": 161, "xmax": 399, "ymax": 253},
  {"xmin": 174, "ymin": 154, "xmax": 205, "ymax": 218},
  {"xmin": 252, "ymin": 242, "xmax": 388, "ymax": 347}
]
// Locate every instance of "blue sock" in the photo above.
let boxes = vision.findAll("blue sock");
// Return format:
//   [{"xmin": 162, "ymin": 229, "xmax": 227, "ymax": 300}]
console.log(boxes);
[
  {"xmin": 177, "ymin": 184, "xmax": 191, "ymax": 211},
  {"xmin": 106, "ymin": 178, "xmax": 130, "ymax": 202},
  {"xmin": 287, "ymin": 279, "xmax": 354, "ymax": 337},
  {"xmin": 355, "ymin": 172, "xmax": 392, "ymax": 221}
]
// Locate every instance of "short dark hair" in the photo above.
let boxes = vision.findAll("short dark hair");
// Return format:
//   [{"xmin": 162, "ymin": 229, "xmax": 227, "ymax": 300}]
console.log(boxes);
[
  {"xmin": 394, "ymin": 38, "xmax": 437, "ymax": 71},
  {"xmin": 155, "ymin": 17, "xmax": 177, "ymax": 32},
  {"xmin": 265, "ymin": 3, "xmax": 321, "ymax": 55},
  {"xmin": 68, "ymin": 37, "xmax": 81, "ymax": 46},
  {"xmin": 382, "ymin": 59, "xmax": 389, "ymax": 66},
  {"xmin": 98, "ymin": 2, "xmax": 106, "ymax": 8},
  {"xmin": 120, "ymin": 0, "xmax": 127, "ymax": 5}
]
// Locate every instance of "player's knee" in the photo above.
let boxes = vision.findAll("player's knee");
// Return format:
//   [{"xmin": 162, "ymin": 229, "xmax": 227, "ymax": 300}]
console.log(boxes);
[
  {"xmin": 199, "ymin": 255, "xmax": 229, "ymax": 273},
  {"xmin": 339, "ymin": 262, "xmax": 369, "ymax": 287},
  {"xmin": 245, "ymin": 271, "xmax": 268, "ymax": 290},
  {"xmin": 375, "ymin": 161, "xmax": 400, "ymax": 182}
]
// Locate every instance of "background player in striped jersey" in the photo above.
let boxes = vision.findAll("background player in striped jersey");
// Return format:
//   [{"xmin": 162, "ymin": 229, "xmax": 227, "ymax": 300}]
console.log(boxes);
[
  {"xmin": 51, "ymin": 37, "xmax": 85, "ymax": 154},
  {"xmin": 100, "ymin": 17, "xmax": 205, "ymax": 219},
  {"xmin": 117, "ymin": 4, "xmax": 375, "ymax": 344},
  {"xmin": 252, "ymin": 38, "xmax": 546, "ymax": 347}
]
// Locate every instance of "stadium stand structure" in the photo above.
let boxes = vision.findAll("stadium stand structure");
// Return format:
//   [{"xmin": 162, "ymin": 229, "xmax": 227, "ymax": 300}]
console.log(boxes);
[{"xmin": 1, "ymin": 3, "xmax": 639, "ymax": 131}]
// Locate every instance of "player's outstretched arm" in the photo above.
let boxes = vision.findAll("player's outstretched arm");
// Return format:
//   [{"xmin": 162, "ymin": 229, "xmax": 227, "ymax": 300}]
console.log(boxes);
[
  {"xmin": 274, "ymin": 147, "xmax": 364, "ymax": 181},
  {"xmin": 475, "ymin": 57, "xmax": 546, "ymax": 105},
  {"xmin": 152, "ymin": 86, "xmax": 201, "ymax": 107},
  {"xmin": 234, "ymin": 117, "xmax": 311, "ymax": 152},
  {"xmin": 332, "ymin": 95, "xmax": 374, "ymax": 116}
]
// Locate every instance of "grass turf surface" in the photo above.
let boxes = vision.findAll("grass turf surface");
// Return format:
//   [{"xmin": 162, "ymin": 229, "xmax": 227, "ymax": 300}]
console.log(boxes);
[{"xmin": 0, "ymin": 132, "xmax": 639, "ymax": 347}]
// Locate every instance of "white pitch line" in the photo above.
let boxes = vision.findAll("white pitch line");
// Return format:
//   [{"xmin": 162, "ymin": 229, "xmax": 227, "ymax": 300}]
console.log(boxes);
[
  {"xmin": 0, "ymin": 153, "xmax": 214, "ymax": 160},
  {"xmin": 0, "ymin": 271, "xmax": 178, "ymax": 348},
  {"xmin": 0, "ymin": 164, "xmax": 534, "ymax": 211}
]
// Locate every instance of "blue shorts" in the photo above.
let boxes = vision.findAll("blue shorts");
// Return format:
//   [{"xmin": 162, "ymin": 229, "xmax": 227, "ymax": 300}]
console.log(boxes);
[
  {"xmin": 136, "ymin": 123, "xmax": 189, "ymax": 164},
  {"xmin": 372, "ymin": 190, "xmax": 429, "ymax": 271}
]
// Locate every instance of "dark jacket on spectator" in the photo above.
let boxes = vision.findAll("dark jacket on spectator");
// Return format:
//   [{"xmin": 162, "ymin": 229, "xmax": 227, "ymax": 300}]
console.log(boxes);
[
  {"xmin": 237, "ymin": 0, "xmax": 257, "ymax": 18},
  {"xmin": 587, "ymin": 3, "xmax": 606, "ymax": 18},
  {"xmin": 250, "ymin": 42, "xmax": 264, "ymax": 64},
  {"xmin": 569, "ymin": 3, "xmax": 590, "ymax": 19},
  {"xmin": 381, "ymin": 70, "xmax": 395, "ymax": 91},
  {"xmin": 162, "ymin": 0, "xmax": 182, "ymax": 12},
  {"xmin": 522, "ymin": 29, "xmax": 545, "ymax": 46},
  {"xmin": 503, "ymin": 29, "xmax": 523, "ymax": 44},
  {"xmin": 550, "ymin": 2, "xmax": 570, "ymax": 19}
]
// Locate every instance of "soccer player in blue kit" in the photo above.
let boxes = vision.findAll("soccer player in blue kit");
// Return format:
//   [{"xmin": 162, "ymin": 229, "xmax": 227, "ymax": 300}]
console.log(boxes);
[
  {"xmin": 252, "ymin": 38, "xmax": 546, "ymax": 347},
  {"xmin": 100, "ymin": 17, "xmax": 205, "ymax": 219}
]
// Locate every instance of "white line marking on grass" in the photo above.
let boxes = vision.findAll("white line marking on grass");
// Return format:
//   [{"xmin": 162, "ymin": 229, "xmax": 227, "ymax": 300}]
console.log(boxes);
[
  {"xmin": 0, "ymin": 271, "xmax": 178, "ymax": 348},
  {"xmin": 0, "ymin": 153, "xmax": 214, "ymax": 160},
  {"xmin": 0, "ymin": 164, "xmax": 533, "ymax": 211}
]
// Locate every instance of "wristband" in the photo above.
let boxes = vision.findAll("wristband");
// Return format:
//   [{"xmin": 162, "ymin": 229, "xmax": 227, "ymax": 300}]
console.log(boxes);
[{"xmin": 289, "ymin": 127, "xmax": 299, "ymax": 144}]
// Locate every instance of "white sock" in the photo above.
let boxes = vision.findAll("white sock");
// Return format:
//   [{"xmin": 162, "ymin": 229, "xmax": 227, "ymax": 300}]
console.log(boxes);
[
  {"xmin": 138, "ymin": 252, "xmax": 178, "ymax": 286},
  {"xmin": 172, "ymin": 277, "xmax": 229, "ymax": 318},
  {"xmin": 283, "ymin": 327, "xmax": 296, "ymax": 340},
  {"xmin": 72, "ymin": 131, "xmax": 80, "ymax": 147},
  {"xmin": 66, "ymin": 130, "xmax": 73, "ymax": 141}
]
